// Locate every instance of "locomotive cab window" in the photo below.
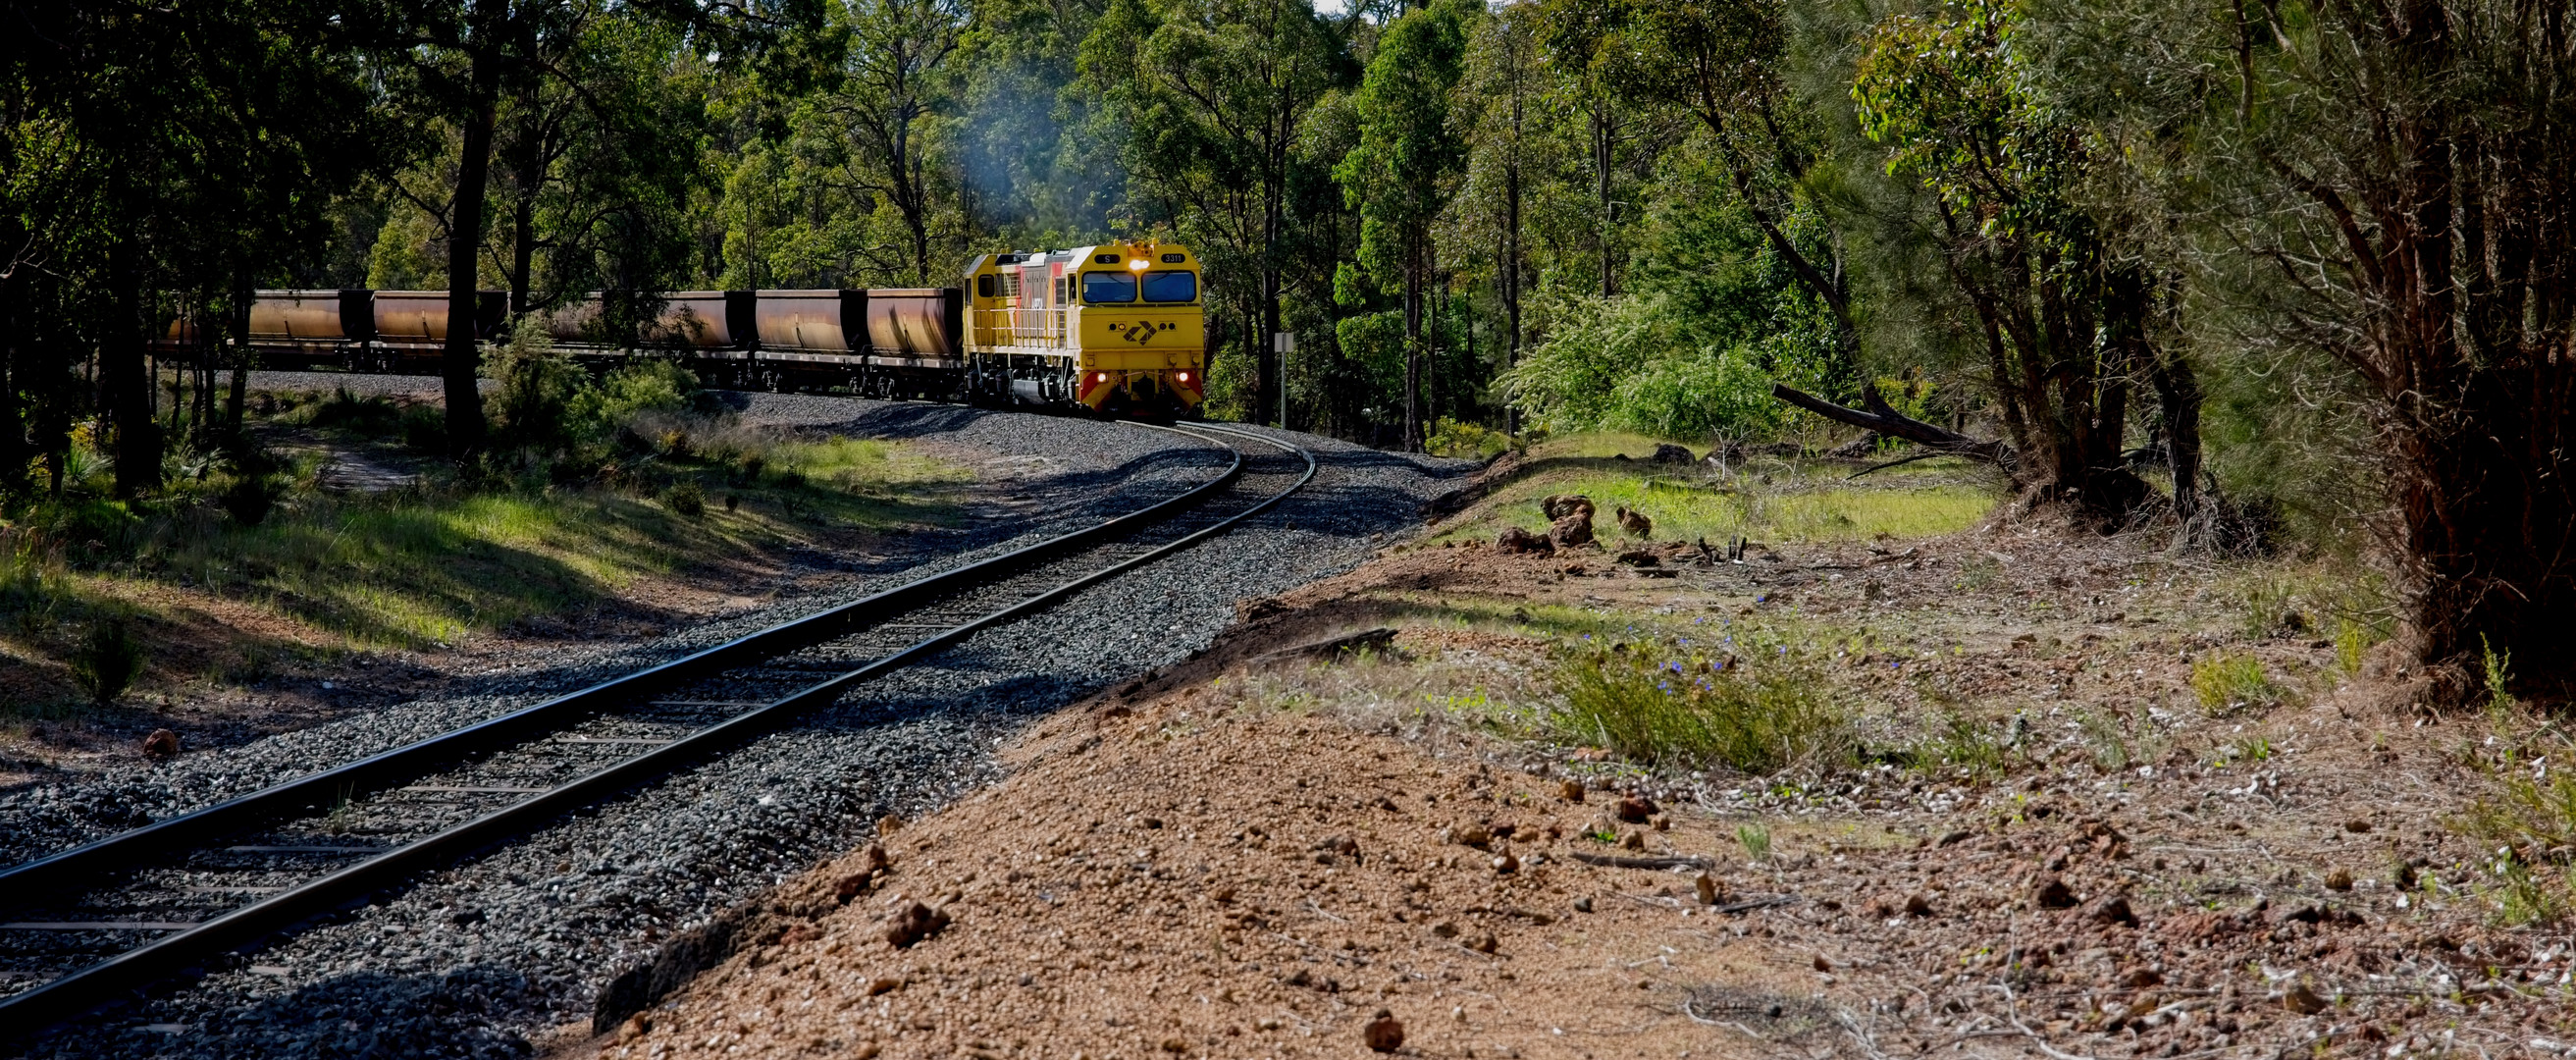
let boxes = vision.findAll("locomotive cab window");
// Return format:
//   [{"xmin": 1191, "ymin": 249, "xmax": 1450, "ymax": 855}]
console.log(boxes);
[
  {"xmin": 1082, "ymin": 271, "xmax": 1137, "ymax": 303},
  {"xmin": 977, "ymin": 275, "xmax": 995, "ymax": 297},
  {"xmin": 1141, "ymin": 270, "xmax": 1197, "ymax": 303}
]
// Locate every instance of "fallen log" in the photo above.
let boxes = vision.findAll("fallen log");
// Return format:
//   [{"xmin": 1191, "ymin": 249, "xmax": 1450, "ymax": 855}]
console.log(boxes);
[{"xmin": 1770, "ymin": 383, "xmax": 2016, "ymax": 471}]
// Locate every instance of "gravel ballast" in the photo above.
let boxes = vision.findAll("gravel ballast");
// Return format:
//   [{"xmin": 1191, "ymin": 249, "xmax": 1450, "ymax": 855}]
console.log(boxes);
[{"xmin": 5, "ymin": 397, "xmax": 1471, "ymax": 1058}]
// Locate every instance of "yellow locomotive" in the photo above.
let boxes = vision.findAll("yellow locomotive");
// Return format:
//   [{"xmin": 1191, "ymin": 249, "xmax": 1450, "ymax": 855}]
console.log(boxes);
[{"xmin": 965, "ymin": 239, "xmax": 1206, "ymax": 413}]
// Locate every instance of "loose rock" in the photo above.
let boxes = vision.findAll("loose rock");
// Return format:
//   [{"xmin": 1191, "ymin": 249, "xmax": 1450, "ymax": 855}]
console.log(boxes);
[
  {"xmin": 141, "ymin": 728, "xmax": 181, "ymax": 759},
  {"xmin": 1614, "ymin": 505, "xmax": 1653, "ymax": 539},
  {"xmin": 2034, "ymin": 876, "xmax": 2078, "ymax": 909},
  {"xmin": 2088, "ymin": 894, "xmax": 2138, "ymax": 928},
  {"xmin": 1364, "ymin": 1009, "xmax": 1405, "ymax": 1052},
  {"xmin": 2282, "ymin": 982, "xmax": 2331, "ymax": 1014},
  {"xmin": 1496, "ymin": 526, "xmax": 1554, "ymax": 555},
  {"xmin": 1550, "ymin": 512, "xmax": 1594, "ymax": 547},
  {"xmin": 883, "ymin": 902, "xmax": 950, "ymax": 948}
]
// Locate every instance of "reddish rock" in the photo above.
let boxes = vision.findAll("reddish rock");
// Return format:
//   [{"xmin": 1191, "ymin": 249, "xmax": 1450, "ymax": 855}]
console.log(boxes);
[
  {"xmin": 1614, "ymin": 795, "xmax": 1657, "ymax": 822},
  {"xmin": 1550, "ymin": 512, "xmax": 1594, "ymax": 547},
  {"xmin": 2033, "ymin": 876, "xmax": 2077, "ymax": 909},
  {"xmin": 1363, "ymin": 1009, "xmax": 1405, "ymax": 1052},
  {"xmin": 1496, "ymin": 527, "xmax": 1554, "ymax": 555},
  {"xmin": 883, "ymin": 902, "xmax": 950, "ymax": 948},
  {"xmin": 141, "ymin": 728, "xmax": 181, "ymax": 759}
]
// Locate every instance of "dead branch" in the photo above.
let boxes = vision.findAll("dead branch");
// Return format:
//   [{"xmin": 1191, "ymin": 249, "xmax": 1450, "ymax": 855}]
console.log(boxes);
[{"xmin": 1770, "ymin": 383, "xmax": 2018, "ymax": 472}]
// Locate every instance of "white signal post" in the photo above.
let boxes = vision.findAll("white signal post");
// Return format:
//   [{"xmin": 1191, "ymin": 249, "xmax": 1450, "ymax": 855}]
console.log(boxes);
[{"xmin": 1272, "ymin": 331, "xmax": 1294, "ymax": 427}]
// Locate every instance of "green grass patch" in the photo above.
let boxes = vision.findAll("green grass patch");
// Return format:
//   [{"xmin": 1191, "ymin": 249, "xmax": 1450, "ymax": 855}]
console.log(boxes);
[
  {"xmin": 1546, "ymin": 642, "xmax": 1851, "ymax": 774},
  {"xmin": 131, "ymin": 457, "xmax": 962, "ymax": 648},
  {"xmin": 1432, "ymin": 434, "xmax": 1996, "ymax": 548},
  {"xmin": 2189, "ymin": 651, "xmax": 2280, "ymax": 716}
]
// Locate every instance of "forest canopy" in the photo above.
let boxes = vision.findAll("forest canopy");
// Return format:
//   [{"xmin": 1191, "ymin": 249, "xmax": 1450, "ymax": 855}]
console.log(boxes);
[{"xmin": 6, "ymin": 0, "xmax": 2573, "ymax": 700}]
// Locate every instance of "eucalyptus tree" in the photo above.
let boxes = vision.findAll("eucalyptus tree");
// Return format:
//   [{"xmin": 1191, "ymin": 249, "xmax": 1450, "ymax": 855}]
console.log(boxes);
[
  {"xmin": 3, "ymin": 0, "xmax": 377, "ymax": 497},
  {"xmin": 1334, "ymin": 0, "xmax": 1475, "ymax": 450},
  {"xmin": 818, "ymin": 0, "xmax": 972, "ymax": 285},
  {"xmin": 383, "ymin": 0, "xmax": 783, "ymax": 452},
  {"xmin": 1833, "ymin": 0, "xmax": 2166, "ymax": 523},
  {"xmin": 2184, "ymin": 0, "xmax": 2576, "ymax": 696},
  {"xmin": 1078, "ymin": 0, "xmax": 1347, "ymax": 422},
  {"xmin": 488, "ymin": 13, "xmax": 709, "ymax": 319}
]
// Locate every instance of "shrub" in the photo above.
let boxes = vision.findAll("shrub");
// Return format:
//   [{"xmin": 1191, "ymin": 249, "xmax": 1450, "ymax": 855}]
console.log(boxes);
[
  {"xmin": 665, "ymin": 481, "xmax": 707, "ymax": 517},
  {"xmin": 398, "ymin": 403, "xmax": 447, "ymax": 451},
  {"xmin": 2190, "ymin": 651, "xmax": 2277, "ymax": 716},
  {"xmin": 220, "ymin": 475, "xmax": 278, "ymax": 526},
  {"xmin": 1426, "ymin": 418, "xmax": 1510, "ymax": 460},
  {"xmin": 1498, "ymin": 293, "xmax": 1786, "ymax": 441},
  {"xmin": 487, "ymin": 316, "xmax": 588, "ymax": 449},
  {"xmin": 570, "ymin": 358, "xmax": 698, "ymax": 436},
  {"xmin": 70, "ymin": 618, "xmax": 146, "ymax": 705},
  {"xmin": 1548, "ymin": 646, "xmax": 1847, "ymax": 773}
]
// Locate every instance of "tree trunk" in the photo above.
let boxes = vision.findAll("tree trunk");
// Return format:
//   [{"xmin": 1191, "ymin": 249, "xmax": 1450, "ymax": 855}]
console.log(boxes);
[
  {"xmin": 1501, "ymin": 131, "xmax": 1521, "ymax": 438},
  {"xmin": 0, "ymin": 291, "xmax": 21, "ymax": 498},
  {"xmin": 105, "ymin": 241, "xmax": 161, "ymax": 499},
  {"xmin": 225, "ymin": 267, "xmax": 250, "ymax": 441},
  {"xmin": 445, "ymin": 57, "xmax": 499, "ymax": 455},
  {"xmin": 1402, "ymin": 232, "xmax": 1422, "ymax": 453},
  {"xmin": 1593, "ymin": 97, "xmax": 1614, "ymax": 298},
  {"xmin": 2146, "ymin": 344, "xmax": 2202, "ymax": 525}
]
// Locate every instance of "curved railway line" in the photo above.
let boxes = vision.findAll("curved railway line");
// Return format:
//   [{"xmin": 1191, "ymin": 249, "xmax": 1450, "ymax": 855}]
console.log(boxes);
[{"xmin": 0, "ymin": 421, "xmax": 1314, "ymax": 1041}]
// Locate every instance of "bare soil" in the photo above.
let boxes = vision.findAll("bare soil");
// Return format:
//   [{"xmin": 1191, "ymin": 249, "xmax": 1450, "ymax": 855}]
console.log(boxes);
[{"xmin": 553, "ymin": 500, "xmax": 2576, "ymax": 1059}]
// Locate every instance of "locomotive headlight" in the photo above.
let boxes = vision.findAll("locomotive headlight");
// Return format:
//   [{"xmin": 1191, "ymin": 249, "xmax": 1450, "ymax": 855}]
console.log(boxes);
[
  {"xmin": 1129, "ymin": 259, "xmax": 1148, "ymax": 271},
  {"xmin": 1094, "ymin": 373, "xmax": 1109, "ymax": 384},
  {"xmin": 1176, "ymin": 371, "xmax": 1191, "ymax": 383}
]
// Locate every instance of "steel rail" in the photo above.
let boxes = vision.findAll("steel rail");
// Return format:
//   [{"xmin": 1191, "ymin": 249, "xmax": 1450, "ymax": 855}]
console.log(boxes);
[
  {"xmin": 0, "ymin": 423, "xmax": 1313, "ymax": 1036},
  {"xmin": 0, "ymin": 422, "xmax": 1235, "ymax": 911}
]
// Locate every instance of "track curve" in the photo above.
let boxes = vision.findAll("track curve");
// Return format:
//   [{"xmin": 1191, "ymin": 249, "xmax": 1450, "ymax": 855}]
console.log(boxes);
[{"xmin": 0, "ymin": 421, "xmax": 1313, "ymax": 1038}]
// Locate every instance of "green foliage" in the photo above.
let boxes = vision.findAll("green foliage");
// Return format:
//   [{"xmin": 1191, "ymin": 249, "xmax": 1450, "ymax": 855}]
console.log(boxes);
[
  {"xmin": 1735, "ymin": 822, "xmax": 1772, "ymax": 863},
  {"xmin": 2482, "ymin": 636, "xmax": 2515, "ymax": 713},
  {"xmin": 488, "ymin": 318, "xmax": 592, "ymax": 450},
  {"xmin": 1501, "ymin": 294, "xmax": 1782, "ymax": 439},
  {"xmin": 70, "ymin": 618, "xmax": 147, "ymax": 705},
  {"xmin": 1426, "ymin": 419, "xmax": 1512, "ymax": 460},
  {"xmin": 2189, "ymin": 652, "xmax": 2278, "ymax": 716},
  {"xmin": 665, "ymin": 481, "xmax": 708, "ymax": 518},
  {"xmin": 1917, "ymin": 711, "xmax": 2009, "ymax": 776},
  {"xmin": 1547, "ymin": 643, "xmax": 1849, "ymax": 773}
]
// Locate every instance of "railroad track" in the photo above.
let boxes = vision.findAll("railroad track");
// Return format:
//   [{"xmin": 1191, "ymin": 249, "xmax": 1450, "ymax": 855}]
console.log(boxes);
[{"xmin": 0, "ymin": 420, "xmax": 1313, "ymax": 1038}]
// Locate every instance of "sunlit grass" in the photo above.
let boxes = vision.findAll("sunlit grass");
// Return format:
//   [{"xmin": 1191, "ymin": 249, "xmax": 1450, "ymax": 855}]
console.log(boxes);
[
  {"xmin": 1437, "ymin": 466, "xmax": 1994, "ymax": 548},
  {"xmin": 1427, "ymin": 432, "xmax": 1997, "ymax": 548},
  {"xmin": 135, "ymin": 462, "xmax": 963, "ymax": 648},
  {"xmin": 771, "ymin": 437, "xmax": 972, "ymax": 493}
]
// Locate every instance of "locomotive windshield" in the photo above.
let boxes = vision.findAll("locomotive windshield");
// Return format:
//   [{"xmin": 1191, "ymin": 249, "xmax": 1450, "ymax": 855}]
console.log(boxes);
[
  {"xmin": 1141, "ymin": 270, "xmax": 1197, "ymax": 302},
  {"xmin": 1082, "ymin": 272, "xmax": 1137, "ymax": 303}
]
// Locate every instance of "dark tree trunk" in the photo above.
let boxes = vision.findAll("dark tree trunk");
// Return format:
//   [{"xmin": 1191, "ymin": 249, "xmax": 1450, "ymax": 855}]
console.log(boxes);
[
  {"xmin": 0, "ymin": 260, "xmax": 23, "ymax": 498},
  {"xmin": 2145, "ymin": 338, "xmax": 2203, "ymax": 527},
  {"xmin": 1402, "ymin": 232, "xmax": 1422, "ymax": 453},
  {"xmin": 2243, "ymin": 0, "xmax": 2576, "ymax": 699},
  {"xmin": 225, "ymin": 266, "xmax": 250, "ymax": 440},
  {"xmin": 1593, "ymin": 97, "xmax": 1614, "ymax": 298},
  {"xmin": 445, "ymin": 58, "xmax": 499, "ymax": 455},
  {"xmin": 105, "ymin": 241, "xmax": 162, "ymax": 499},
  {"xmin": 1501, "ymin": 138, "xmax": 1521, "ymax": 437}
]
